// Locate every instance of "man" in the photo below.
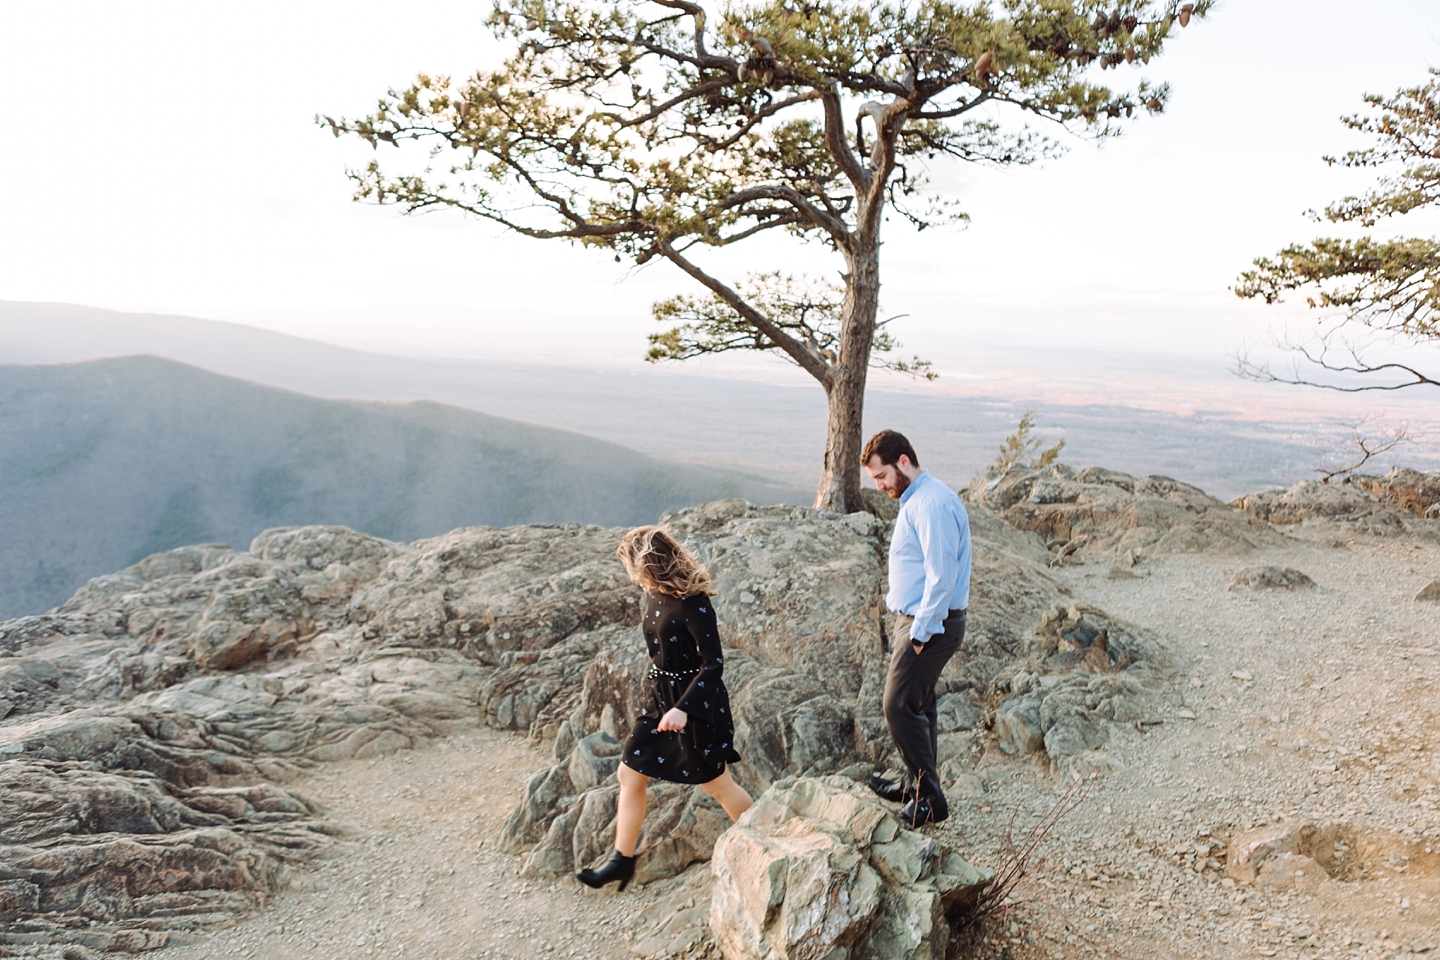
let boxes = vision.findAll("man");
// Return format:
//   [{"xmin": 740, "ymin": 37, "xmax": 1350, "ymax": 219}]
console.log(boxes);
[{"xmin": 862, "ymin": 429, "xmax": 972, "ymax": 827}]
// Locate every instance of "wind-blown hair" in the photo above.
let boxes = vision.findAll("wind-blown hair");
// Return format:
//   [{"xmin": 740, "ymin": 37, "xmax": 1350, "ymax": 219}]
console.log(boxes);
[{"xmin": 616, "ymin": 526, "xmax": 715, "ymax": 598}]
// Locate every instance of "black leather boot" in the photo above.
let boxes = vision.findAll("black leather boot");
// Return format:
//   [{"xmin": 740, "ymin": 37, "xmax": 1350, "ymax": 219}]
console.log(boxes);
[
  {"xmin": 898, "ymin": 795, "xmax": 949, "ymax": 829},
  {"xmin": 577, "ymin": 851, "xmax": 636, "ymax": 891},
  {"xmin": 868, "ymin": 773, "xmax": 909, "ymax": 803}
]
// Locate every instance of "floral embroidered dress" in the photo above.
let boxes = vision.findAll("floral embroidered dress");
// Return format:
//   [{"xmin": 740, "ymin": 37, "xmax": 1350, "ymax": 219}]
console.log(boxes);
[{"xmin": 621, "ymin": 591, "xmax": 741, "ymax": 784}]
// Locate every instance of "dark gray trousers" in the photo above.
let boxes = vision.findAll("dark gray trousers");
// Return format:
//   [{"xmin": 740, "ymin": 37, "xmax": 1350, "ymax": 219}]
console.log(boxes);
[{"xmin": 882, "ymin": 609, "xmax": 966, "ymax": 811}]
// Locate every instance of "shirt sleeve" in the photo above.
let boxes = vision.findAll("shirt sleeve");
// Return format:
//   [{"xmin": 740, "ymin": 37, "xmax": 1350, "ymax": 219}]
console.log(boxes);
[
  {"xmin": 675, "ymin": 594, "xmax": 724, "ymax": 722},
  {"xmin": 910, "ymin": 495, "xmax": 961, "ymax": 642}
]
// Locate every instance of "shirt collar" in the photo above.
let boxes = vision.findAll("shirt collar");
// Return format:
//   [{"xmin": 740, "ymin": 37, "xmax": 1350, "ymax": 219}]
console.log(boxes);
[{"xmin": 898, "ymin": 469, "xmax": 930, "ymax": 505}]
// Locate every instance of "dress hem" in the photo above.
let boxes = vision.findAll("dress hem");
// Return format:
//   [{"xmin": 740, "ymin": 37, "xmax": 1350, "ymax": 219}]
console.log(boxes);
[{"xmin": 619, "ymin": 756, "xmax": 741, "ymax": 785}]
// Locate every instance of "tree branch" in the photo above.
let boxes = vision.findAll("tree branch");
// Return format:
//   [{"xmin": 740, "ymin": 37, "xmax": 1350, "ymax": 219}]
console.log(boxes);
[
  {"xmin": 655, "ymin": 240, "xmax": 833, "ymax": 383},
  {"xmin": 821, "ymin": 85, "xmax": 870, "ymax": 193},
  {"xmin": 719, "ymin": 185, "xmax": 852, "ymax": 249},
  {"xmin": 1235, "ymin": 334, "xmax": 1440, "ymax": 392}
]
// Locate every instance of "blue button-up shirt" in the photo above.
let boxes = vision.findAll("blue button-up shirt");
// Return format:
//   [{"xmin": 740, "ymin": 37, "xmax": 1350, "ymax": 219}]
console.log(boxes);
[{"xmin": 886, "ymin": 470, "xmax": 971, "ymax": 642}]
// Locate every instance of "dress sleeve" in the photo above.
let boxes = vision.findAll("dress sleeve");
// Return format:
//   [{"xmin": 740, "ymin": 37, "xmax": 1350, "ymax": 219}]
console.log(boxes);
[{"xmin": 675, "ymin": 594, "xmax": 724, "ymax": 723}]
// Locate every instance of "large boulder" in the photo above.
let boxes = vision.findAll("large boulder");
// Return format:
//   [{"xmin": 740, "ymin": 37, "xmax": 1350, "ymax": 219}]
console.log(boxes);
[{"xmin": 709, "ymin": 776, "xmax": 992, "ymax": 960}]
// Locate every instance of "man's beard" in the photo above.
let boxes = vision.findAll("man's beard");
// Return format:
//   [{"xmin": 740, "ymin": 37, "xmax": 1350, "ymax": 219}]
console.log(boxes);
[{"xmin": 889, "ymin": 471, "xmax": 912, "ymax": 499}]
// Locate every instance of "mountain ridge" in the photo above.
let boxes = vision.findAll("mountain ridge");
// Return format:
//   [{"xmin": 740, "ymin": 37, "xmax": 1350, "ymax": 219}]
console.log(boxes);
[{"xmin": 0, "ymin": 354, "xmax": 804, "ymax": 618}]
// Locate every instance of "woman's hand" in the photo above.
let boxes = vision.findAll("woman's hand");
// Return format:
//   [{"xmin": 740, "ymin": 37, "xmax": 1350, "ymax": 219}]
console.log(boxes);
[{"xmin": 657, "ymin": 707, "xmax": 688, "ymax": 732}]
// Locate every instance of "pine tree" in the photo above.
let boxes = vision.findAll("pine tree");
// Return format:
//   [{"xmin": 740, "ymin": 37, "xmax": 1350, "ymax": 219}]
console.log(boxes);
[
  {"xmin": 327, "ymin": 0, "xmax": 1210, "ymax": 511},
  {"xmin": 1235, "ymin": 69, "xmax": 1440, "ymax": 393}
]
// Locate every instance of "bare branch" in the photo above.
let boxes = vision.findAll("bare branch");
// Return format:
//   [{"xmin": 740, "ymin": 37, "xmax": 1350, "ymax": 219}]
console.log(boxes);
[
  {"xmin": 1315, "ymin": 416, "xmax": 1415, "ymax": 483},
  {"xmin": 1235, "ymin": 328, "xmax": 1440, "ymax": 392}
]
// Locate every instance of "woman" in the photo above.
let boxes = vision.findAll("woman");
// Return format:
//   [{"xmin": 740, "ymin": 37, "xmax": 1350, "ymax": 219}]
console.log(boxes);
[{"xmin": 576, "ymin": 525, "xmax": 752, "ymax": 891}]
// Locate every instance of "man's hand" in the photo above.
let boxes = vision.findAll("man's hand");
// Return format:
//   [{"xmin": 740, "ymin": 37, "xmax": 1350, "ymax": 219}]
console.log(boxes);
[
  {"xmin": 912, "ymin": 642, "xmax": 925, "ymax": 656},
  {"xmin": 657, "ymin": 707, "xmax": 688, "ymax": 732}
]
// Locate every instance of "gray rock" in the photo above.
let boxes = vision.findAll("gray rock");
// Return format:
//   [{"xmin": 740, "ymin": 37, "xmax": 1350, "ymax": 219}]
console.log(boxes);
[
  {"xmin": 1414, "ymin": 579, "xmax": 1440, "ymax": 602},
  {"xmin": 1229, "ymin": 565, "xmax": 1315, "ymax": 590},
  {"xmin": 0, "ymin": 879, "xmax": 42, "ymax": 922},
  {"xmin": 1029, "ymin": 479, "xmax": 1079, "ymax": 505},
  {"xmin": 1043, "ymin": 713, "xmax": 1109, "ymax": 757},
  {"xmin": 709, "ymin": 776, "xmax": 992, "ymax": 960},
  {"xmin": 935, "ymin": 693, "xmax": 982, "ymax": 732},
  {"xmin": 498, "ymin": 763, "xmax": 576, "ymax": 852},
  {"xmin": 947, "ymin": 771, "xmax": 987, "ymax": 799},
  {"xmin": 994, "ymin": 697, "xmax": 1044, "ymax": 755},
  {"xmin": 569, "ymin": 786, "xmax": 621, "ymax": 878},
  {"xmin": 568, "ymin": 731, "xmax": 622, "ymax": 792}
]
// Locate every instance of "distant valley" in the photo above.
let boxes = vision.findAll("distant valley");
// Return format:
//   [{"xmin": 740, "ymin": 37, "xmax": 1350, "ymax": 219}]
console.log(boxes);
[
  {"xmin": 0, "ymin": 356, "xmax": 802, "ymax": 618},
  {"xmin": 9, "ymin": 299, "xmax": 1430, "ymax": 502}
]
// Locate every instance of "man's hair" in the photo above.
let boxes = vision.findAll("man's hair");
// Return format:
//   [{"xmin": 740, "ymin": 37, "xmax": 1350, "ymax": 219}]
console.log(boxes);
[{"xmin": 861, "ymin": 429, "xmax": 919, "ymax": 468}]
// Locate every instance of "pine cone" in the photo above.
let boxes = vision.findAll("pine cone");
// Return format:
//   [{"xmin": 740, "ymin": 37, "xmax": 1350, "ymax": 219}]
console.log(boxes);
[
  {"xmin": 1124, "ymin": 48, "xmax": 1136, "ymax": 63},
  {"xmin": 1179, "ymin": 4, "xmax": 1193, "ymax": 27},
  {"xmin": 1146, "ymin": 97, "xmax": 1163, "ymax": 112},
  {"xmin": 1121, "ymin": 15, "xmax": 1138, "ymax": 33}
]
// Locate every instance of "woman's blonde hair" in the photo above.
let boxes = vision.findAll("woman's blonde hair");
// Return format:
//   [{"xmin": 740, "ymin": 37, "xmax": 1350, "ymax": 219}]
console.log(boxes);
[{"xmin": 616, "ymin": 526, "xmax": 715, "ymax": 598}]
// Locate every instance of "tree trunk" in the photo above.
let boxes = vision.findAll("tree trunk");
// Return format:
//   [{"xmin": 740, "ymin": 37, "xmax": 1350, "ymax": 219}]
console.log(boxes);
[{"xmin": 814, "ymin": 243, "xmax": 880, "ymax": 513}]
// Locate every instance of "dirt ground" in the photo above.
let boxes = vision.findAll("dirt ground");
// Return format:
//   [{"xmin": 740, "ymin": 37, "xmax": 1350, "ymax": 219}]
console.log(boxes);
[
  {"xmin": 164, "ymin": 530, "xmax": 1440, "ymax": 960},
  {"xmin": 947, "ymin": 531, "xmax": 1440, "ymax": 960},
  {"xmin": 161, "ymin": 728, "xmax": 660, "ymax": 960}
]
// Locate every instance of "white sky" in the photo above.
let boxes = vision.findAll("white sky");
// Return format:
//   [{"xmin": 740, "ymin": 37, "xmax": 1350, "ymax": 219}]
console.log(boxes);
[{"xmin": 3, "ymin": 0, "xmax": 1440, "ymax": 391}]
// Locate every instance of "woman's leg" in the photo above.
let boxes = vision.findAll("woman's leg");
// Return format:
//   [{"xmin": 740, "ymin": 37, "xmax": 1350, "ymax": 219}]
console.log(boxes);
[
  {"xmin": 614, "ymin": 763, "xmax": 649, "ymax": 856},
  {"xmin": 700, "ymin": 767, "xmax": 753, "ymax": 821}
]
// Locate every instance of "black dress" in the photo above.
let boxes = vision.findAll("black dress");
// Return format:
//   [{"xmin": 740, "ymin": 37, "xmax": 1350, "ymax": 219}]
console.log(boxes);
[{"xmin": 622, "ymin": 591, "xmax": 741, "ymax": 784}]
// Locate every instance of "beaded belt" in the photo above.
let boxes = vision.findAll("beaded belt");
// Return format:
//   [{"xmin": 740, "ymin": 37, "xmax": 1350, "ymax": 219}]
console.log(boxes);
[{"xmin": 648, "ymin": 665, "xmax": 700, "ymax": 680}]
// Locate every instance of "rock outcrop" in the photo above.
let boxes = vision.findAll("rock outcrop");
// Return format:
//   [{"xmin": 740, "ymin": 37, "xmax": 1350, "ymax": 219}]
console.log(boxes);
[
  {"xmin": 505, "ymin": 500, "xmax": 1167, "ymax": 884},
  {"xmin": 970, "ymin": 463, "xmax": 1284, "ymax": 564},
  {"xmin": 709, "ymin": 776, "xmax": 992, "ymax": 960},
  {"xmin": 1230, "ymin": 478, "xmax": 1440, "ymax": 541},
  {"xmin": 1, "ymin": 490, "xmax": 1172, "ymax": 943},
  {"xmin": 1348, "ymin": 467, "xmax": 1440, "ymax": 520},
  {"xmin": 0, "ymin": 523, "xmax": 627, "ymax": 945}
]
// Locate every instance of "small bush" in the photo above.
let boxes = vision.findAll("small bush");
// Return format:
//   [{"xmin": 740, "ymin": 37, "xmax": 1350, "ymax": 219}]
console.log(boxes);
[{"xmin": 988, "ymin": 410, "xmax": 1065, "ymax": 473}]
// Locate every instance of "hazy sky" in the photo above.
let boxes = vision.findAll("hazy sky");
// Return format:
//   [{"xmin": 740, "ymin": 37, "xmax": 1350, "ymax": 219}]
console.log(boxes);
[{"xmin": 3, "ymin": 1, "xmax": 1440, "ymax": 380}]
